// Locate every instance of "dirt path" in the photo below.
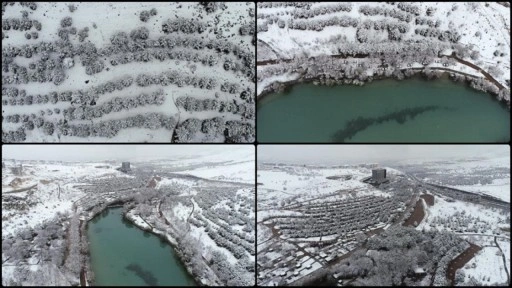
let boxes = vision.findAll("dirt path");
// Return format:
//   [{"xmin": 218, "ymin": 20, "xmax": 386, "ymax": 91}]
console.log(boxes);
[
  {"xmin": 403, "ymin": 198, "xmax": 425, "ymax": 227},
  {"xmin": 186, "ymin": 198, "xmax": 195, "ymax": 232},
  {"xmin": 446, "ymin": 243, "xmax": 482, "ymax": 285},
  {"xmin": 79, "ymin": 219, "xmax": 85, "ymax": 287},
  {"xmin": 3, "ymin": 184, "xmax": 38, "ymax": 194},
  {"xmin": 420, "ymin": 194, "xmax": 434, "ymax": 206},
  {"xmin": 257, "ymin": 51, "xmax": 507, "ymax": 91},
  {"xmin": 157, "ymin": 201, "xmax": 170, "ymax": 225},
  {"xmin": 147, "ymin": 176, "xmax": 161, "ymax": 188},
  {"xmin": 449, "ymin": 52, "xmax": 506, "ymax": 90},
  {"xmin": 495, "ymin": 236, "xmax": 510, "ymax": 285}
]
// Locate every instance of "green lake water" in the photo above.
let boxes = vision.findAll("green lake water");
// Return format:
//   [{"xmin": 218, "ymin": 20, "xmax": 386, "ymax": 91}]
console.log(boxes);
[
  {"xmin": 257, "ymin": 78, "xmax": 510, "ymax": 142},
  {"xmin": 87, "ymin": 207, "xmax": 196, "ymax": 286}
]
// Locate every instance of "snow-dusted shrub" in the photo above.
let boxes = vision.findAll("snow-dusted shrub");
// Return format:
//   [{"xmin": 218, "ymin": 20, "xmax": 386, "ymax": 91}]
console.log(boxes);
[
  {"xmin": 199, "ymin": 2, "xmax": 216, "ymax": 13},
  {"xmin": 130, "ymin": 27, "xmax": 149, "ymax": 41},
  {"xmin": 57, "ymin": 28, "xmax": 69, "ymax": 41},
  {"xmin": 60, "ymin": 16, "xmax": 73, "ymax": 28},
  {"xmin": 201, "ymin": 117, "xmax": 224, "ymax": 135},
  {"xmin": 136, "ymin": 73, "xmax": 152, "ymax": 87},
  {"xmin": 110, "ymin": 31, "xmax": 130, "ymax": 47},
  {"xmin": 139, "ymin": 10, "xmax": 150, "ymax": 22},
  {"xmin": 224, "ymin": 120, "xmax": 254, "ymax": 143},
  {"xmin": 20, "ymin": 19, "xmax": 33, "ymax": 31},
  {"xmin": 175, "ymin": 118, "xmax": 202, "ymax": 142},
  {"xmin": 78, "ymin": 27, "xmax": 89, "ymax": 42},
  {"xmin": 162, "ymin": 17, "xmax": 207, "ymax": 34}
]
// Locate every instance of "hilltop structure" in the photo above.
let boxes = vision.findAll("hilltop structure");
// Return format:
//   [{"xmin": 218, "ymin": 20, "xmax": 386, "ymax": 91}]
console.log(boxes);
[{"xmin": 117, "ymin": 162, "xmax": 131, "ymax": 173}]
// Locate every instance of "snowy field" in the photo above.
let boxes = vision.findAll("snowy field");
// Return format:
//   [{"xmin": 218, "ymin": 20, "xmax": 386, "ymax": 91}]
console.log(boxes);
[
  {"xmin": 398, "ymin": 155, "xmax": 510, "ymax": 203},
  {"xmin": 257, "ymin": 164, "xmax": 394, "ymax": 212},
  {"xmin": 3, "ymin": 2, "xmax": 255, "ymax": 142},
  {"xmin": 174, "ymin": 147, "xmax": 255, "ymax": 184},
  {"xmin": 496, "ymin": 239, "xmax": 510, "ymax": 275},
  {"xmin": 420, "ymin": 194, "xmax": 508, "ymax": 235},
  {"xmin": 462, "ymin": 247, "xmax": 508, "ymax": 285},
  {"xmin": 257, "ymin": 2, "xmax": 510, "ymax": 101},
  {"xmin": 2, "ymin": 161, "xmax": 126, "ymax": 237}
]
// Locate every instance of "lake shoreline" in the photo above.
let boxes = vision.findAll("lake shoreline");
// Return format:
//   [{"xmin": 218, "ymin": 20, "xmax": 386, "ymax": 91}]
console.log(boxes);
[
  {"xmin": 121, "ymin": 208, "xmax": 210, "ymax": 286},
  {"xmin": 257, "ymin": 76, "xmax": 510, "ymax": 143},
  {"xmin": 83, "ymin": 203, "xmax": 202, "ymax": 286},
  {"xmin": 257, "ymin": 68, "xmax": 511, "ymax": 110}
]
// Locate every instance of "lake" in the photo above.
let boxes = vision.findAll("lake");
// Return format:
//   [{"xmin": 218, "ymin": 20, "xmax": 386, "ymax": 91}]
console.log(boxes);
[
  {"xmin": 257, "ymin": 78, "xmax": 510, "ymax": 142},
  {"xmin": 87, "ymin": 207, "xmax": 196, "ymax": 286}
]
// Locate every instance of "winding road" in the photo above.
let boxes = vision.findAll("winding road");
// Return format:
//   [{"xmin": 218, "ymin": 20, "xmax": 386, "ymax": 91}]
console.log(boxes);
[
  {"xmin": 257, "ymin": 46, "xmax": 508, "ymax": 93},
  {"xmin": 494, "ymin": 236, "xmax": 510, "ymax": 285}
]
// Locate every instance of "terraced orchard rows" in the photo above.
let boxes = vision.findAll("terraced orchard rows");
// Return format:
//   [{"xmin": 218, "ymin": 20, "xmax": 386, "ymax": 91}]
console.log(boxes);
[
  {"xmin": 2, "ymin": 2, "xmax": 255, "ymax": 142},
  {"xmin": 273, "ymin": 195, "xmax": 400, "ymax": 239}
]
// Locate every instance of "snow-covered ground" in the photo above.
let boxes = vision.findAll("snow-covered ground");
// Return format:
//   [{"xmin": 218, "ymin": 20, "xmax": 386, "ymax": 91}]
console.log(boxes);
[
  {"xmin": 496, "ymin": 239, "xmax": 510, "ymax": 276},
  {"xmin": 2, "ymin": 161, "xmax": 125, "ymax": 237},
  {"xmin": 462, "ymin": 247, "xmax": 508, "ymax": 285},
  {"xmin": 400, "ymin": 155, "xmax": 510, "ymax": 203},
  {"xmin": 160, "ymin": 146, "xmax": 255, "ymax": 184},
  {"xmin": 452, "ymin": 179, "xmax": 510, "ymax": 203},
  {"xmin": 257, "ymin": 164, "xmax": 391, "ymax": 207},
  {"xmin": 3, "ymin": 2, "xmax": 255, "ymax": 142},
  {"xmin": 2, "ymin": 146, "xmax": 255, "ymax": 286},
  {"xmin": 257, "ymin": 2, "xmax": 510, "ymax": 99},
  {"xmin": 421, "ymin": 195, "xmax": 507, "ymax": 235}
]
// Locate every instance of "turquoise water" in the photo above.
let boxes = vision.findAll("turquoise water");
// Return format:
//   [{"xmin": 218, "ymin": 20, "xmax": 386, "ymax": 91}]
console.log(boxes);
[
  {"xmin": 87, "ymin": 208, "xmax": 196, "ymax": 286},
  {"xmin": 257, "ymin": 78, "xmax": 510, "ymax": 142}
]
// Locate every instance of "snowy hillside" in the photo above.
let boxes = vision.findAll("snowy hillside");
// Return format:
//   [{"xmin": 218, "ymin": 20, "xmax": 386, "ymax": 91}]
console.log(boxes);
[
  {"xmin": 2, "ymin": 2, "xmax": 255, "ymax": 142},
  {"xmin": 2, "ymin": 149, "xmax": 255, "ymax": 286},
  {"xmin": 257, "ymin": 2, "xmax": 510, "ymax": 103},
  {"xmin": 2, "ymin": 161, "xmax": 126, "ymax": 237}
]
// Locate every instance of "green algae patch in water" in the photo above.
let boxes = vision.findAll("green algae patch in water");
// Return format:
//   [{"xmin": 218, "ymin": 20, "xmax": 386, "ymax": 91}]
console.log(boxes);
[
  {"xmin": 257, "ymin": 78, "xmax": 510, "ymax": 143},
  {"xmin": 87, "ymin": 208, "xmax": 196, "ymax": 286}
]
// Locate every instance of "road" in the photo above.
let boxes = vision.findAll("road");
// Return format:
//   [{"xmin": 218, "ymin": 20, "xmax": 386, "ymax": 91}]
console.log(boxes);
[
  {"xmin": 257, "ymin": 50, "xmax": 508, "ymax": 92},
  {"xmin": 2, "ymin": 184, "xmax": 38, "ymax": 194},
  {"xmin": 406, "ymin": 173, "xmax": 509, "ymax": 210},
  {"xmin": 495, "ymin": 236, "xmax": 510, "ymax": 285}
]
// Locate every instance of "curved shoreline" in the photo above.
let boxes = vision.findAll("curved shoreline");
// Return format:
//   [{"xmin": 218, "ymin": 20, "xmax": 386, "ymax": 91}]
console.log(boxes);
[
  {"xmin": 121, "ymin": 210, "xmax": 205, "ymax": 286},
  {"xmin": 82, "ymin": 203, "xmax": 205, "ymax": 286},
  {"xmin": 257, "ymin": 68, "xmax": 510, "ymax": 110}
]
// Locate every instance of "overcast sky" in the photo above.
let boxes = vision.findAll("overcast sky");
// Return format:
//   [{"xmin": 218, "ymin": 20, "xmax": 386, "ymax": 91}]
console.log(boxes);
[
  {"xmin": 2, "ymin": 145, "xmax": 247, "ymax": 161},
  {"xmin": 258, "ymin": 145, "xmax": 509, "ymax": 165}
]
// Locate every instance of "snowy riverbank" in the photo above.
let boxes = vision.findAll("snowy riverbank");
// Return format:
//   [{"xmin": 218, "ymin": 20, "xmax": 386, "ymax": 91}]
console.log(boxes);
[{"xmin": 256, "ymin": 2, "xmax": 510, "ymax": 106}]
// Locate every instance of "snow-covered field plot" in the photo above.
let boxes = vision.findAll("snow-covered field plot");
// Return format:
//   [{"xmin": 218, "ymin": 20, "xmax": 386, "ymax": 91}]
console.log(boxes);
[
  {"xmin": 496, "ymin": 239, "xmax": 510, "ymax": 276},
  {"xmin": 2, "ymin": 2, "xmax": 255, "ymax": 142},
  {"xmin": 399, "ymin": 156, "xmax": 510, "ymax": 203},
  {"xmin": 421, "ymin": 195, "xmax": 509, "ymax": 235},
  {"xmin": 257, "ymin": 2, "xmax": 510, "ymax": 102},
  {"xmin": 461, "ymin": 247, "xmax": 508, "ymax": 285},
  {"xmin": 256, "ymin": 164, "xmax": 420, "ymax": 286},
  {"xmin": 172, "ymin": 147, "xmax": 255, "ymax": 184},
  {"xmin": 257, "ymin": 164, "xmax": 376, "ymax": 206},
  {"xmin": 146, "ymin": 180, "xmax": 255, "ymax": 286}
]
